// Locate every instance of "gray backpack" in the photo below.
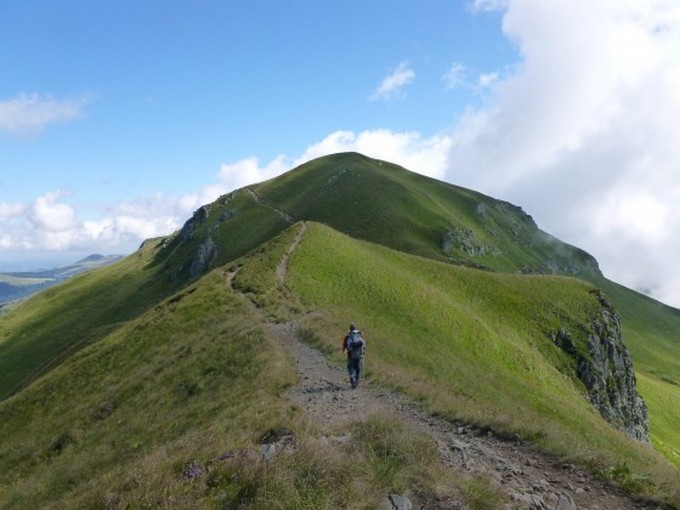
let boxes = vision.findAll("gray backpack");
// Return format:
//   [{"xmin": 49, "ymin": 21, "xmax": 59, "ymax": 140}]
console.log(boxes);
[{"xmin": 347, "ymin": 330, "xmax": 365, "ymax": 360}]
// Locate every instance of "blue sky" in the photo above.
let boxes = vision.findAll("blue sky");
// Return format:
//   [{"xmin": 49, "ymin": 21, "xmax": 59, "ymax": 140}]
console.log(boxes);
[{"xmin": 2, "ymin": 1, "xmax": 680, "ymax": 308}]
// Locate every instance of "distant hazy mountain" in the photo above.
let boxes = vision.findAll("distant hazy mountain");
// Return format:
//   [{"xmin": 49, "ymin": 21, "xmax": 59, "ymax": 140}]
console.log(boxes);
[{"xmin": 0, "ymin": 254, "xmax": 123, "ymax": 306}]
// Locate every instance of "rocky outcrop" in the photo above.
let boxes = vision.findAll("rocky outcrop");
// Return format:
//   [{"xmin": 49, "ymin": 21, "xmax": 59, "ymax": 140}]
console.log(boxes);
[
  {"xmin": 441, "ymin": 226, "xmax": 499, "ymax": 257},
  {"xmin": 180, "ymin": 205, "xmax": 210, "ymax": 243},
  {"xmin": 553, "ymin": 292, "xmax": 649, "ymax": 442},
  {"xmin": 188, "ymin": 236, "xmax": 218, "ymax": 279}
]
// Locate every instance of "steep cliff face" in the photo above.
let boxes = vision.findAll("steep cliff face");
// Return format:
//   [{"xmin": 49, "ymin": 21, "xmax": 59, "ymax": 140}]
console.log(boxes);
[{"xmin": 553, "ymin": 292, "xmax": 649, "ymax": 442}]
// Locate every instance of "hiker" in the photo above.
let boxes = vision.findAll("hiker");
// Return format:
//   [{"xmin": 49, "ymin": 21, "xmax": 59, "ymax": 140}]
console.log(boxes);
[{"xmin": 342, "ymin": 323, "xmax": 365, "ymax": 388}]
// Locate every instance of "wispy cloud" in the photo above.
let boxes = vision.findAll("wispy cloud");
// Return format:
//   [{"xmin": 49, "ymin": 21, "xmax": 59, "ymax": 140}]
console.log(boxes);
[
  {"xmin": 370, "ymin": 61, "xmax": 416, "ymax": 101},
  {"xmin": 443, "ymin": 63, "xmax": 467, "ymax": 90},
  {"xmin": 477, "ymin": 72, "xmax": 499, "ymax": 88},
  {"xmin": 0, "ymin": 93, "xmax": 91, "ymax": 136}
]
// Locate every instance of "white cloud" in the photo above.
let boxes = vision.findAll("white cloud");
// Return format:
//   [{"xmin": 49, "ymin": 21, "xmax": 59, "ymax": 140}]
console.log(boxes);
[
  {"xmin": 370, "ymin": 61, "xmax": 416, "ymax": 101},
  {"xmin": 443, "ymin": 63, "xmax": 467, "ymax": 90},
  {"xmin": 295, "ymin": 130, "xmax": 451, "ymax": 180},
  {"xmin": 0, "ymin": 93, "xmax": 91, "ymax": 136},
  {"xmin": 0, "ymin": 202, "xmax": 23, "ymax": 219},
  {"xmin": 28, "ymin": 191, "xmax": 76, "ymax": 232},
  {"xmin": 217, "ymin": 156, "xmax": 289, "ymax": 195},
  {"xmin": 0, "ymin": 191, "xmax": 188, "ymax": 257},
  {"xmin": 446, "ymin": 0, "xmax": 680, "ymax": 307}
]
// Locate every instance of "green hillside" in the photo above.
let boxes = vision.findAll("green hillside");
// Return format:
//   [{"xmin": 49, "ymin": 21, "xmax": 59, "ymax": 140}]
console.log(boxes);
[
  {"xmin": 1, "ymin": 152, "xmax": 680, "ymax": 505},
  {"xmin": 282, "ymin": 223, "xmax": 677, "ymax": 477},
  {"xmin": 0, "ymin": 254, "xmax": 300, "ymax": 508},
  {"xmin": 251, "ymin": 152, "xmax": 600, "ymax": 276},
  {"xmin": 155, "ymin": 151, "xmax": 680, "ymax": 471},
  {"xmin": 1, "ymin": 222, "xmax": 678, "ymax": 507}
]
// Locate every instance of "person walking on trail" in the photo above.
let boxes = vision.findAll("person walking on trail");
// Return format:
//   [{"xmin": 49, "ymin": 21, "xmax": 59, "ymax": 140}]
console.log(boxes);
[{"xmin": 342, "ymin": 323, "xmax": 366, "ymax": 389}]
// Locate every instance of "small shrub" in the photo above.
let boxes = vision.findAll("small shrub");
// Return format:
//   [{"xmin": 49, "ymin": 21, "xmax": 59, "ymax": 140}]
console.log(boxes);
[{"xmin": 600, "ymin": 462, "xmax": 654, "ymax": 495}]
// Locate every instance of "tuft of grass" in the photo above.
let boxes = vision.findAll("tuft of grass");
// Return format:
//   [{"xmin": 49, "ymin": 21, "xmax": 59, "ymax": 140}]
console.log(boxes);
[
  {"xmin": 351, "ymin": 413, "xmax": 453, "ymax": 498},
  {"xmin": 459, "ymin": 474, "xmax": 508, "ymax": 510}
]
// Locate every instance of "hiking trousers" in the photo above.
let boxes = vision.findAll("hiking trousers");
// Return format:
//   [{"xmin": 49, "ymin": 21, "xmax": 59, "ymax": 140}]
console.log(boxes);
[{"xmin": 347, "ymin": 356, "xmax": 363, "ymax": 384}]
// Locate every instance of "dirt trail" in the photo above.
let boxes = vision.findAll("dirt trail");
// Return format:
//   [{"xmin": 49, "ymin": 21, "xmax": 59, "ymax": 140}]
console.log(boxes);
[
  {"xmin": 236, "ymin": 225, "xmax": 654, "ymax": 509},
  {"xmin": 269, "ymin": 320, "xmax": 649, "ymax": 509},
  {"xmin": 246, "ymin": 188, "xmax": 295, "ymax": 224}
]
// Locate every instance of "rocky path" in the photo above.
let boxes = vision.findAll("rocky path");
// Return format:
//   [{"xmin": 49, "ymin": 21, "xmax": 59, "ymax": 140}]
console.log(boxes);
[{"xmin": 269, "ymin": 320, "xmax": 649, "ymax": 510}]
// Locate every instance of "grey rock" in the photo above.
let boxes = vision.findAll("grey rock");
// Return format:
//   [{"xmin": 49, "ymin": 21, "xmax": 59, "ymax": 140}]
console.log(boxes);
[
  {"xmin": 552, "ymin": 291, "xmax": 649, "ymax": 442},
  {"xmin": 511, "ymin": 492, "xmax": 546, "ymax": 509},
  {"xmin": 554, "ymin": 491, "xmax": 577, "ymax": 510},
  {"xmin": 260, "ymin": 443, "xmax": 277, "ymax": 461},
  {"xmin": 188, "ymin": 235, "xmax": 218, "ymax": 278},
  {"xmin": 441, "ymin": 226, "xmax": 499, "ymax": 257},
  {"xmin": 379, "ymin": 494, "xmax": 412, "ymax": 510}
]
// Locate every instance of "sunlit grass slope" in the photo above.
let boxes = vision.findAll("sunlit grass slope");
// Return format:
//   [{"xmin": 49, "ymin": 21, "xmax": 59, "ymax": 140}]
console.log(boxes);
[
  {"xmin": 285, "ymin": 223, "xmax": 678, "ymax": 488},
  {"xmin": 0, "ymin": 239, "xmax": 176, "ymax": 401}
]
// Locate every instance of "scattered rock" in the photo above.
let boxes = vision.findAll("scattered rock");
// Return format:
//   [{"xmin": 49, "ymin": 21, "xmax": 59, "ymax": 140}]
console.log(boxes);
[
  {"xmin": 511, "ymin": 492, "xmax": 546, "ymax": 509},
  {"xmin": 208, "ymin": 448, "xmax": 257, "ymax": 465},
  {"xmin": 260, "ymin": 443, "xmax": 278, "ymax": 461},
  {"xmin": 259, "ymin": 427, "xmax": 295, "ymax": 461},
  {"xmin": 181, "ymin": 460, "xmax": 204, "ymax": 480},
  {"xmin": 95, "ymin": 401, "xmax": 116, "ymax": 420}
]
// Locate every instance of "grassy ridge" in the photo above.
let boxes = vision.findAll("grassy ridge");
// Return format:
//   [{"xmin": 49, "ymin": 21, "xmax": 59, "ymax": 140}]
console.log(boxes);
[
  {"xmin": 2, "ymin": 151, "xmax": 679, "ymax": 504},
  {"xmin": 156, "ymin": 189, "xmax": 290, "ymax": 283},
  {"xmin": 285, "ymin": 223, "xmax": 677, "ymax": 485}
]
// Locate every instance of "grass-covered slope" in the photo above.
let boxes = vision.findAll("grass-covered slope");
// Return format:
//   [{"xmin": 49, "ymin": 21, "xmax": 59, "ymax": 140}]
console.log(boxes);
[
  {"xmin": 0, "ymin": 265, "xmax": 298, "ymax": 508},
  {"xmin": 1, "ymin": 220, "xmax": 678, "ymax": 506},
  {"xmin": 283, "ymin": 224, "xmax": 675, "ymax": 476},
  {"xmin": 2, "ymin": 151, "xmax": 680, "ymax": 504}
]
